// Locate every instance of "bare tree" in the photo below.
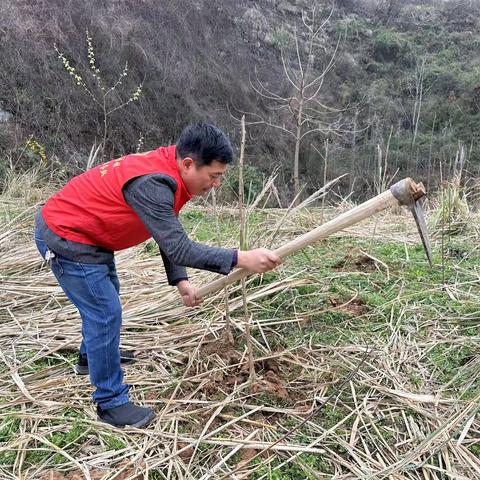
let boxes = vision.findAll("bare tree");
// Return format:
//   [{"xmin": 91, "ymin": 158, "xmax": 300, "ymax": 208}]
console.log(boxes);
[{"xmin": 247, "ymin": 7, "xmax": 344, "ymax": 203}]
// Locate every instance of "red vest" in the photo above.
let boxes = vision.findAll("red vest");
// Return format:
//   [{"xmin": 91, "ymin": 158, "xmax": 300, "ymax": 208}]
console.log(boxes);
[{"xmin": 42, "ymin": 145, "xmax": 192, "ymax": 251}]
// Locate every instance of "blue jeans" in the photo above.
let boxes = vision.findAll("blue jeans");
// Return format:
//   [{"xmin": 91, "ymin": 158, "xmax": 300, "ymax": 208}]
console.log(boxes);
[{"xmin": 34, "ymin": 222, "xmax": 130, "ymax": 409}]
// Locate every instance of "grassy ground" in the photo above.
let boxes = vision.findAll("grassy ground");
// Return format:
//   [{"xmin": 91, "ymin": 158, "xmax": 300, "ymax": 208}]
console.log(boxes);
[{"xmin": 0, "ymin": 183, "xmax": 479, "ymax": 479}]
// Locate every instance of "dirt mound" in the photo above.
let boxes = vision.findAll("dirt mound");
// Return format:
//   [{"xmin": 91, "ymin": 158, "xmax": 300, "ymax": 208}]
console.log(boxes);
[
  {"xmin": 187, "ymin": 336, "xmax": 297, "ymax": 402},
  {"xmin": 329, "ymin": 297, "xmax": 366, "ymax": 316},
  {"xmin": 333, "ymin": 253, "xmax": 376, "ymax": 272}
]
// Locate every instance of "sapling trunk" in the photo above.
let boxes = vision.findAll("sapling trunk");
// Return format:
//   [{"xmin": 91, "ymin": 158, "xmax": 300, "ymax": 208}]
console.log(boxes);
[
  {"xmin": 238, "ymin": 116, "xmax": 255, "ymax": 381},
  {"xmin": 212, "ymin": 187, "xmax": 234, "ymax": 345}
]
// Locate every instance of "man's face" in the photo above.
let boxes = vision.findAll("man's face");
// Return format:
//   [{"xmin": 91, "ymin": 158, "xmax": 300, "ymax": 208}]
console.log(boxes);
[{"xmin": 179, "ymin": 157, "xmax": 227, "ymax": 196}]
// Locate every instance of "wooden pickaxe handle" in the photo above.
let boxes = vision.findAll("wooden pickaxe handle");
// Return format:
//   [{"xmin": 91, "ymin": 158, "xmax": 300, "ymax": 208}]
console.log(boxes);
[{"xmin": 196, "ymin": 178, "xmax": 427, "ymax": 298}]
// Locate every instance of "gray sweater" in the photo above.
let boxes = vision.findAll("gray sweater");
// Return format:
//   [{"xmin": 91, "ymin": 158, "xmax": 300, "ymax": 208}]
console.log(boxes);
[{"xmin": 36, "ymin": 173, "xmax": 236, "ymax": 285}]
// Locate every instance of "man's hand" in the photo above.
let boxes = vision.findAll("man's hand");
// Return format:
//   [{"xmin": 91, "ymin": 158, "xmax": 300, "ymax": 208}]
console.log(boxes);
[
  {"xmin": 237, "ymin": 248, "xmax": 282, "ymax": 273},
  {"xmin": 176, "ymin": 280, "xmax": 203, "ymax": 307}
]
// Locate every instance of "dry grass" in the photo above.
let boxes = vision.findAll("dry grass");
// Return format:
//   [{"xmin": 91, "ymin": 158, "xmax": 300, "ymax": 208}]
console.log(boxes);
[{"xmin": 0, "ymin": 183, "xmax": 479, "ymax": 479}]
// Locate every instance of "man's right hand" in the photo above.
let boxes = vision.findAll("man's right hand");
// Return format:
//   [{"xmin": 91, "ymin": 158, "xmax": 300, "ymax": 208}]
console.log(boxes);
[
  {"xmin": 237, "ymin": 248, "xmax": 282, "ymax": 273},
  {"xmin": 176, "ymin": 279, "xmax": 203, "ymax": 307}
]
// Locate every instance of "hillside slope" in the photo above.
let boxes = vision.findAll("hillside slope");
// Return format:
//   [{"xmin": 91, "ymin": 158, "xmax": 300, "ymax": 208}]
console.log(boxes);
[{"xmin": 1, "ymin": 0, "xmax": 480, "ymax": 196}]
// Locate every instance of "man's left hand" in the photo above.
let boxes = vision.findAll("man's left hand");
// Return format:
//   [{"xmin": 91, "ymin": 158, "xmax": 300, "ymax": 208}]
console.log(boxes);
[{"xmin": 176, "ymin": 280, "xmax": 203, "ymax": 307}]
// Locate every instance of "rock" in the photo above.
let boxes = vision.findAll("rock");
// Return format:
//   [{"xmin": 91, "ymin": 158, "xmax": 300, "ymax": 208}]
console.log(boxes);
[{"xmin": 0, "ymin": 109, "xmax": 12, "ymax": 122}]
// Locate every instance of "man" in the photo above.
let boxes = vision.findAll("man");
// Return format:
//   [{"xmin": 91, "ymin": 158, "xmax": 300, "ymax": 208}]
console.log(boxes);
[{"xmin": 34, "ymin": 123, "xmax": 281, "ymax": 428}]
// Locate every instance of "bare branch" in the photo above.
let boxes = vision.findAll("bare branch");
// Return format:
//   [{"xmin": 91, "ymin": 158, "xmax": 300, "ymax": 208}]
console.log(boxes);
[
  {"xmin": 305, "ymin": 98, "xmax": 345, "ymax": 114},
  {"xmin": 251, "ymin": 67, "xmax": 291, "ymax": 101},
  {"xmin": 301, "ymin": 10, "xmax": 313, "ymax": 35},
  {"xmin": 229, "ymin": 98, "xmax": 296, "ymax": 137},
  {"xmin": 299, "ymin": 126, "xmax": 322, "ymax": 140},
  {"xmin": 305, "ymin": 75, "xmax": 325, "ymax": 100},
  {"xmin": 293, "ymin": 28, "xmax": 304, "ymax": 81},
  {"xmin": 281, "ymin": 49, "xmax": 300, "ymax": 92},
  {"xmin": 263, "ymin": 122, "xmax": 296, "ymax": 137},
  {"xmin": 316, "ymin": 5, "xmax": 335, "ymax": 33},
  {"xmin": 304, "ymin": 35, "xmax": 341, "ymax": 92}
]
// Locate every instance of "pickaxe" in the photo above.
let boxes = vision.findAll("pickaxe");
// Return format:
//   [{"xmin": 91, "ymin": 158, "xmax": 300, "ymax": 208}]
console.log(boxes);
[{"xmin": 196, "ymin": 178, "xmax": 432, "ymax": 298}]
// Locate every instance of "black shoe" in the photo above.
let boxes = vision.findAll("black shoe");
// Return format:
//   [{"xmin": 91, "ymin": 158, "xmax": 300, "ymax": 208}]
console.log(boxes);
[
  {"xmin": 74, "ymin": 350, "xmax": 135, "ymax": 375},
  {"xmin": 97, "ymin": 401, "xmax": 155, "ymax": 428}
]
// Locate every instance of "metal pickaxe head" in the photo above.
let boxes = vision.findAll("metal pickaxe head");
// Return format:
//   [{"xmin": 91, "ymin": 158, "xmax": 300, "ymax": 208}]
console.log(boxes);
[{"xmin": 390, "ymin": 178, "xmax": 432, "ymax": 266}]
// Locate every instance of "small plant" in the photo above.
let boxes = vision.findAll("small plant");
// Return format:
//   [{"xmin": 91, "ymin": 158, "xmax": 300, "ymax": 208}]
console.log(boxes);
[
  {"xmin": 430, "ymin": 143, "xmax": 471, "ymax": 239},
  {"xmin": 430, "ymin": 178, "xmax": 471, "ymax": 237},
  {"xmin": 135, "ymin": 133, "xmax": 145, "ymax": 153},
  {"xmin": 271, "ymin": 29, "xmax": 290, "ymax": 49},
  {"xmin": 26, "ymin": 137, "xmax": 48, "ymax": 165},
  {"xmin": 55, "ymin": 30, "xmax": 143, "ymax": 161}
]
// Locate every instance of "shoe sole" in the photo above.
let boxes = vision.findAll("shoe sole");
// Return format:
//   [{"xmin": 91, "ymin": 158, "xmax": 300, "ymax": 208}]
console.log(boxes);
[
  {"xmin": 74, "ymin": 364, "xmax": 89, "ymax": 375},
  {"xmin": 98, "ymin": 410, "xmax": 156, "ymax": 429}
]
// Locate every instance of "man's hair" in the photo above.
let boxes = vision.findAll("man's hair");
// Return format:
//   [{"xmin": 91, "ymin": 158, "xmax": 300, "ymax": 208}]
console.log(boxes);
[{"xmin": 176, "ymin": 123, "xmax": 234, "ymax": 166}]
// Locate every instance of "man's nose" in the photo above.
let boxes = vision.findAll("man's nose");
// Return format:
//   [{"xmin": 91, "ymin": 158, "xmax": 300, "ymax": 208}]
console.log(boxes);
[{"xmin": 212, "ymin": 178, "xmax": 221, "ymax": 188}]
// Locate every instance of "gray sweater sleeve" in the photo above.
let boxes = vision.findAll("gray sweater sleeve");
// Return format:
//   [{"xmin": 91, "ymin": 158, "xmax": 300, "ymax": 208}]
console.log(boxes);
[
  {"xmin": 123, "ymin": 174, "xmax": 235, "ymax": 285},
  {"xmin": 159, "ymin": 249, "xmax": 188, "ymax": 286}
]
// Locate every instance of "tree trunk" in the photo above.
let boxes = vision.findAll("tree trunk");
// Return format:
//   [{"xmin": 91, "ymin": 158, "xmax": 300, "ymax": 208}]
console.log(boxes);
[{"xmin": 293, "ymin": 98, "xmax": 304, "ymax": 204}]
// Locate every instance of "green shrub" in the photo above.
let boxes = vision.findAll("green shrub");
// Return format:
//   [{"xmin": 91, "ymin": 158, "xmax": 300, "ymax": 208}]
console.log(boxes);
[
  {"xmin": 271, "ymin": 29, "xmax": 290, "ymax": 49},
  {"xmin": 372, "ymin": 29, "xmax": 411, "ymax": 64},
  {"xmin": 337, "ymin": 16, "xmax": 371, "ymax": 42},
  {"xmin": 220, "ymin": 163, "xmax": 265, "ymax": 204}
]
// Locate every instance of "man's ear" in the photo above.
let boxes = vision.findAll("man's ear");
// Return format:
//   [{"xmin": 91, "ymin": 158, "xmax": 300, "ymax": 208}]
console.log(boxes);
[{"xmin": 181, "ymin": 156, "xmax": 194, "ymax": 171}]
